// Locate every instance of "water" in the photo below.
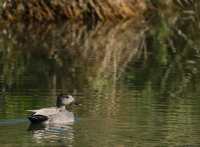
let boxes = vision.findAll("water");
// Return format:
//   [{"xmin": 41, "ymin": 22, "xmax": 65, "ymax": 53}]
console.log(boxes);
[
  {"xmin": 0, "ymin": 87, "xmax": 200, "ymax": 147},
  {"xmin": 0, "ymin": 14, "xmax": 200, "ymax": 147}
]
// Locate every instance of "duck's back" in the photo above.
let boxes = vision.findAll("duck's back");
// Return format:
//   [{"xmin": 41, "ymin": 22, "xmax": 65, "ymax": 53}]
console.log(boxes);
[{"xmin": 28, "ymin": 107, "xmax": 59, "ymax": 116}]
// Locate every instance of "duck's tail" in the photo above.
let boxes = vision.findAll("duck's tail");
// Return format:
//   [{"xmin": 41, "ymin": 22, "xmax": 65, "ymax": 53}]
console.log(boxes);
[{"xmin": 28, "ymin": 115, "xmax": 48, "ymax": 123}]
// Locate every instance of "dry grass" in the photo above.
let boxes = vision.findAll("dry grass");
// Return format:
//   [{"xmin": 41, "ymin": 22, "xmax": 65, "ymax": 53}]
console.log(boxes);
[{"xmin": 1, "ymin": 0, "xmax": 146, "ymax": 22}]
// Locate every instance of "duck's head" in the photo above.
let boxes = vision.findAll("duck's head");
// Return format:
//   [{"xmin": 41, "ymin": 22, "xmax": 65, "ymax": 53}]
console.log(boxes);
[{"xmin": 56, "ymin": 94, "xmax": 75, "ymax": 107}]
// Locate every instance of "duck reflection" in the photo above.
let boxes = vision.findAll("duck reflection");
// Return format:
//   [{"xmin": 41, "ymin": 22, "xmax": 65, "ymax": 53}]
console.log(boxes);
[{"xmin": 28, "ymin": 122, "xmax": 74, "ymax": 145}]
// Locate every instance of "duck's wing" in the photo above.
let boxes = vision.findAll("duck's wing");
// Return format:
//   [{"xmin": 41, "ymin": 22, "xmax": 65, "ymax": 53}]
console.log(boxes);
[
  {"xmin": 27, "ymin": 107, "xmax": 59, "ymax": 116},
  {"xmin": 28, "ymin": 115, "xmax": 48, "ymax": 123}
]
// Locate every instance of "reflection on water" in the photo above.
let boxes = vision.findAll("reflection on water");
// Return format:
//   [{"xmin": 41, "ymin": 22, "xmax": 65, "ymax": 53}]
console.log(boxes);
[
  {"xmin": 0, "ymin": 118, "xmax": 27, "ymax": 126},
  {"xmin": 0, "ymin": 10, "xmax": 200, "ymax": 146},
  {"xmin": 28, "ymin": 123, "xmax": 74, "ymax": 146},
  {"xmin": 0, "ymin": 18, "xmax": 146, "ymax": 95}
]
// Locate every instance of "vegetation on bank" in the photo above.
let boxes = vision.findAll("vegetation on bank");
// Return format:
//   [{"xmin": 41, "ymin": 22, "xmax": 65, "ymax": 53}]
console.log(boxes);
[
  {"xmin": 0, "ymin": 0, "xmax": 200, "ymax": 98},
  {"xmin": 0, "ymin": 0, "xmax": 198, "ymax": 23},
  {"xmin": 1, "ymin": 0, "xmax": 146, "ymax": 22}
]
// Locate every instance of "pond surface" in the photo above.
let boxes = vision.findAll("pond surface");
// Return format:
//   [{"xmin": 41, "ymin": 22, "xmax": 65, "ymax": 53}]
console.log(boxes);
[
  {"xmin": 1, "ymin": 85, "xmax": 200, "ymax": 147},
  {"xmin": 0, "ymin": 14, "xmax": 200, "ymax": 147}
]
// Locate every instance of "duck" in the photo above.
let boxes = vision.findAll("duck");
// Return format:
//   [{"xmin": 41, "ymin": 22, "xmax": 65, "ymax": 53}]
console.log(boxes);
[{"xmin": 27, "ymin": 94, "xmax": 75, "ymax": 124}]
